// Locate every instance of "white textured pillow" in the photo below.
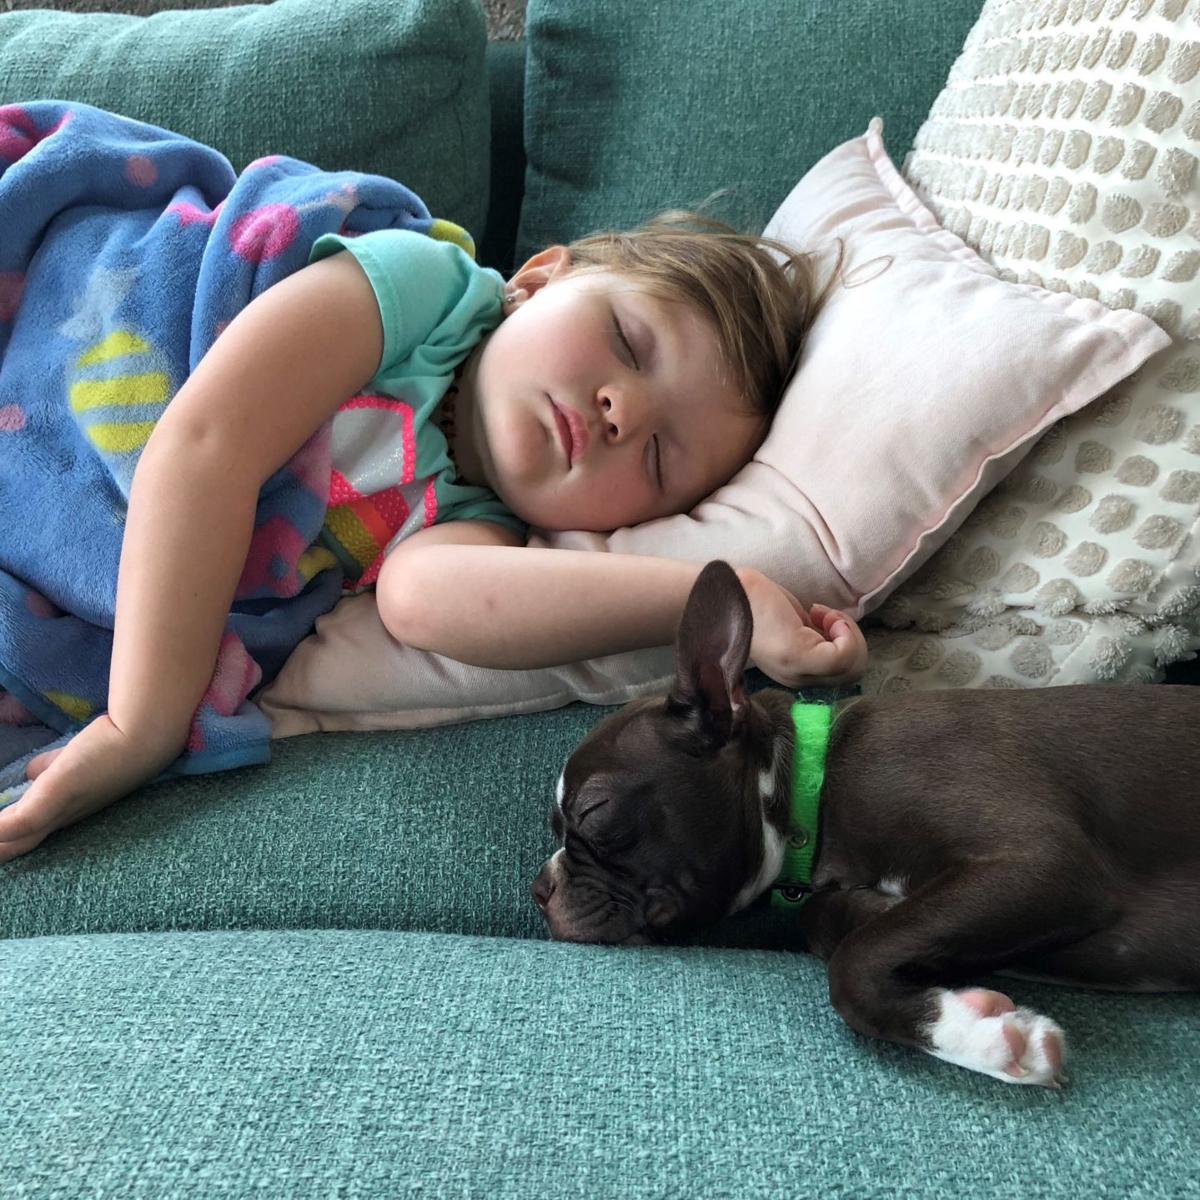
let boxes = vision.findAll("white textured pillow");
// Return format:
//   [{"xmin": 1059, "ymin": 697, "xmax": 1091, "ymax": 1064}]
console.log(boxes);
[
  {"xmin": 261, "ymin": 120, "xmax": 1168, "ymax": 737},
  {"xmin": 866, "ymin": 0, "xmax": 1200, "ymax": 693}
]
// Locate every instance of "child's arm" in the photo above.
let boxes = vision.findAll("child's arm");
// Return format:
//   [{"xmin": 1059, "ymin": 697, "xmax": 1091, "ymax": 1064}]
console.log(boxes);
[
  {"xmin": 0, "ymin": 252, "xmax": 384, "ymax": 862},
  {"xmin": 379, "ymin": 534, "xmax": 867, "ymax": 688}
]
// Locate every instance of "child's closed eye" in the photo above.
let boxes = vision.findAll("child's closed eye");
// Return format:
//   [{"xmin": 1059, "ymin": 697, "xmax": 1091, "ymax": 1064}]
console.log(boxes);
[
  {"xmin": 649, "ymin": 434, "xmax": 663, "ymax": 489},
  {"xmin": 611, "ymin": 309, "xmax": 639, "ymax": 369}
]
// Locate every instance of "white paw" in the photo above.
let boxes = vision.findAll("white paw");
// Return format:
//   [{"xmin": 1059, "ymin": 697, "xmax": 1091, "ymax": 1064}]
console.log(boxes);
[{"xmin": 924, "ymin": 987, "xmax": 1068, "ymax": 1088}]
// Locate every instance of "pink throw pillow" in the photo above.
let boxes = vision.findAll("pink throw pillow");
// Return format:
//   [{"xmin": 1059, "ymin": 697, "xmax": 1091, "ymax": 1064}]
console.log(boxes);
[
  {"xmin": 260, "ymin": 119, "xmax": 1169, "ymax": 735},
  {"xmin": 533, "ymin": 118, "xmax": 1169, "ymax": 612}
]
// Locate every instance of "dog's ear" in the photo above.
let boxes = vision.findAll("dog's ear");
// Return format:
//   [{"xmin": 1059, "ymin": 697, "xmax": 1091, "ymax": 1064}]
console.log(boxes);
[{"xmin": 666, "ymin": 560, "xmax": 753, "ymax": 746}]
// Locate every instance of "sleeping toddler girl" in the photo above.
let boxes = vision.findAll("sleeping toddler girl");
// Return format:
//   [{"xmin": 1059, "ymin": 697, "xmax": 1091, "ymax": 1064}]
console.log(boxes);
[{"xmin": 0, "ymin": 196, "xmax": 865, "ymax": 860}]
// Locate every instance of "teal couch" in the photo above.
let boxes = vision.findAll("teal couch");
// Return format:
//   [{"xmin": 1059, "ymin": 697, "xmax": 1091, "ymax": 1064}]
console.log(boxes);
[{"xmin": 2, "ymin": 1, "xmax": 1197, "ymax": 1195}]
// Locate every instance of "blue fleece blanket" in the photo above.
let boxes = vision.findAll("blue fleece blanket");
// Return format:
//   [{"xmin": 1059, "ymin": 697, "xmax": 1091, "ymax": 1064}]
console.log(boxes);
[{"xmin": 0, "ymin": 101, "xmax": 458, "ymax": 808}]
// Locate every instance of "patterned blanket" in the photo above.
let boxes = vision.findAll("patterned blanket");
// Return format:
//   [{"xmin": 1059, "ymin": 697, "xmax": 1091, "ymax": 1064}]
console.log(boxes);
[{"xmin": 0, "ymin": 101, "xmax": 462, "ymax": 805}]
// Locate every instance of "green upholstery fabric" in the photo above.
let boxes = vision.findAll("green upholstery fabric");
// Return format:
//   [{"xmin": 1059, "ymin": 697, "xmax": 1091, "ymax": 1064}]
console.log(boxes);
[
  {"xmin": 0, "ymin": 716, "xmax": 568, "ymax": 941},
  {"xmin": 479, "ymin": 39, "xmax": 526, "ymax": 273},
  {"xmin": 0, "ymin": 0, "xmax": 491, "ymax": 239},
  {"xmin": 0, "ymin": 704, "xmax": 805, "ymax": 952},
  {"xmin": 517, "ymin": 0, "xmax": 984, "ymax": 258},
  {"xmin": 3, "ymin": 929, "xmax": 1196, "ymax": 1197}
]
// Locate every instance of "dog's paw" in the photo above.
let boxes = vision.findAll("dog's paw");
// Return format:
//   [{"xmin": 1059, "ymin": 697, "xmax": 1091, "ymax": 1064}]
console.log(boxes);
[{"xmin": 923, "ymin": 987, "xmax": 1068, "ymax": 1088}]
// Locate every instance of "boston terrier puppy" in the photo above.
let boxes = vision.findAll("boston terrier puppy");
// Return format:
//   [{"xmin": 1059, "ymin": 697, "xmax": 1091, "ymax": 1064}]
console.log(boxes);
[{"xmin": 532, "ymin": 560, "xmax": 1200, "ymax": 1088}]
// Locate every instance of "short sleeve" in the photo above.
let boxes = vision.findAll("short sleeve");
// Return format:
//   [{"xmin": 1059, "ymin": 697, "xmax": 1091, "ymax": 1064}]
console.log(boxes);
[{"xmin": 309, "ymin": 229, "xmax": 504, "ymax": 379}]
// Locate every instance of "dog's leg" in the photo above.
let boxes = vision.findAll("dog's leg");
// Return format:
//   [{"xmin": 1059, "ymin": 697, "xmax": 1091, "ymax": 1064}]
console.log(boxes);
[
  {"xmin": 797, "ymin": 889, "xmax": 1066, "ymax": 1085},
  {"xmin": 795, "ymin": 887, "xmax": 899, "ymax": 961},
  {"xmin": 1001, "ymin": 870, "xmax": 1200, "ymax": 992},
  {"xmin": 814, "ymin": 862, "xmax": 1115, "ymax": 1087}
]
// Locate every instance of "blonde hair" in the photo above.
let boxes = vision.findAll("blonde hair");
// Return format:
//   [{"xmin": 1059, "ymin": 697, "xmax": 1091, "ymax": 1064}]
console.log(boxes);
[{"xmin": 563, "ymin": 211, "xmax": 840, "ymax": 423}]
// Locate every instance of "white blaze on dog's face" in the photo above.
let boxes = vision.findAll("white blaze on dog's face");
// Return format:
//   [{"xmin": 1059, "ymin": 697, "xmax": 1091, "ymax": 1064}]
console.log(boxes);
[{"xmin": 531, "ymin": 560, "xmax": 778, "ymax": 944}]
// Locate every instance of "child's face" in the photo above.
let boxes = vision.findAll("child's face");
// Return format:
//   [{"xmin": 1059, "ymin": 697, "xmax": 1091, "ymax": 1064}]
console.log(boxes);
[{"xmin": 462, "ymin": 248, "xmax": 764, "ymax": 532}]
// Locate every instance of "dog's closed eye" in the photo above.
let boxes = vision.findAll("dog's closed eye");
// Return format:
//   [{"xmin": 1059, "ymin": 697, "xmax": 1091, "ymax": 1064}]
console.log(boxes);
[
  {"xmin": 576, "ymin": 796, "xmax": 612, "ymax": 824},
  {"xmin": 549, "ymin": 791, "xmax": 612, "ymax": 842}
]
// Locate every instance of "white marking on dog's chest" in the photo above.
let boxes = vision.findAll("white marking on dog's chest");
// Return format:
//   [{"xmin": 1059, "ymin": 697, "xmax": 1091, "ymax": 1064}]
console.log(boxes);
[
  {"xmin": 757, "ymin": 766, "xmax": 774, "ymax": 800},
  {"xmin": 730, "ymin": 820, "xmax": 785, "ymax": 915},
  {"xmin": 730, "ymin": 734, "xmax": 790, "ymax": 915}
]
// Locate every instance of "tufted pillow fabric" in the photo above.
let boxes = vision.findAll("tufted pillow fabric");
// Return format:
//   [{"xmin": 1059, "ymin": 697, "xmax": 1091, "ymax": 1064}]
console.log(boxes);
[
  {"xmin": 260, "ymin": 121, "xmax": 1167, "ymax": 735},
  {"xmin": 866, "ymin": 0, "xmax": 1200, "ymax": 693}
]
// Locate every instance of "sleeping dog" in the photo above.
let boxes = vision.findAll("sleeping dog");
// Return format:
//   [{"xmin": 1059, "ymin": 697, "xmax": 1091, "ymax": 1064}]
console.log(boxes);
[{"xmin": 532, "ymin": 560, "xmax": 1200, "ymax": 1088}]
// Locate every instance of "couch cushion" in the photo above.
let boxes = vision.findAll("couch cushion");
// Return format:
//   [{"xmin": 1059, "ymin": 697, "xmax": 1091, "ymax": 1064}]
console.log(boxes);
[
  {"xmin": 517, "ymin": 0, "xmax": 985, "ymax": 258},
  {"xmin": 3, "ymin": 927, "xmax": 1197, "ymax": 1195},
  {"xmin": 0, "ymin": 694, "xmax": 822, "ymax": 948},
  {"xmin": 0, "ymin": 718, "xmax": 564, "ymax": 941},
  {"xmin": 0, "ymin": 0, "xmax": 491, "ymax": 239}
]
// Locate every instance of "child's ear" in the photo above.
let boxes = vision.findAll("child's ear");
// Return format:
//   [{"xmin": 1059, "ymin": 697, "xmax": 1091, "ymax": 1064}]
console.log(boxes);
[{"xmin": 504, "ymin": 245, "xmax": 571, "ymax": 309}]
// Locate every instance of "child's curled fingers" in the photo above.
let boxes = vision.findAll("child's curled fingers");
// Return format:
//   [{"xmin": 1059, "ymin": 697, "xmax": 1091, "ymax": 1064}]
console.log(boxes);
[
  {"xmin": 739, "ymin": 567, "xmax": 867, "ymax": 688},
  {"xmin": 792, "ymin": 606, "xmax": 868, "ymax": 686}
]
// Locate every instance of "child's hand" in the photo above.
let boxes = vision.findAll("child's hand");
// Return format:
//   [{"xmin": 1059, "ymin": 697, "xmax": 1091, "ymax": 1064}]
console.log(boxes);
[
  {"xmin": 0, "ymin": 716, "xmax": 176, "ymax": 862},
  {"xmin": 738, "ymin": 567, "xmax": 867, "ymax": 688}
]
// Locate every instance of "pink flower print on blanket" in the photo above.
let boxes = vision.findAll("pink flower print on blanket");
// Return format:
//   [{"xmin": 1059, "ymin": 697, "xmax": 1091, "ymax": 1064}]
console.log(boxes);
[
  {"xmin": 186, "ymin": 632, "xmax": 264, "ymax": 754},
  {"xmin": 235, "ymin": 425, "xmax": 334, "ymax": 600},
  {"xmin": 0, "ymin": 273, "xmax": 24, "ymax": 322},
  {"xmin": 0, "ymin": 104, "xmax": 71, "ymax": 164}
]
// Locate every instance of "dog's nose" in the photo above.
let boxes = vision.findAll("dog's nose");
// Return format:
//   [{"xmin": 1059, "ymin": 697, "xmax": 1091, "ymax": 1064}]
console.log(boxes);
[{"xmin": 532, "ymin": 873, "xmax": 556, "ymax": 909}]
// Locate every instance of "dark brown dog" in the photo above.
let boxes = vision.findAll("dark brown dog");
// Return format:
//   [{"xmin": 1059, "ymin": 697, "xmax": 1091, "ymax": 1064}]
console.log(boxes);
[{"xmin": 532, "ymin": 560, "xmax": 1200, "ymax": 1087}]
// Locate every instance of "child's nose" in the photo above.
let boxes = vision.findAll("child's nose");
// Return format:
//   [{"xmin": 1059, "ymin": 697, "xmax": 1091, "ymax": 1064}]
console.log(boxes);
[{"xmin": 596, "ymin": 388, "xmax": 646, "ymax": 443}]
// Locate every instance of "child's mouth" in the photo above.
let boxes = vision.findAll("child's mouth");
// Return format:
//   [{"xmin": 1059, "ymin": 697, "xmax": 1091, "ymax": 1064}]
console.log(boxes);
[{"xmin": 551, "ymin": 400, "xmax": 588, "ymax": 467}]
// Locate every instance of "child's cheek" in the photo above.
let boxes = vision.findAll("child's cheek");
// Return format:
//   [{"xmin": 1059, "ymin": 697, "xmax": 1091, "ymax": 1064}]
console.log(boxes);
[{"xmin": 491, "ymin": 405, "xmax": 548, "ymax": 487}]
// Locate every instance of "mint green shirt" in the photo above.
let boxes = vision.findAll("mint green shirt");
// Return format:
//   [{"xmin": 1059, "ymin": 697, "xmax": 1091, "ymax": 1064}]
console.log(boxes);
[{"xmin": 308, "ymin": 229, "xmax": 526, "ymax": 588}]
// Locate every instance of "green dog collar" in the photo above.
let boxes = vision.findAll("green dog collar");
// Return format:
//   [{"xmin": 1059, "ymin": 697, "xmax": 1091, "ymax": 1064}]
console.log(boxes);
[{"xmin": 770, "ymin": 701, "xmax": 833, "ymax": 909}]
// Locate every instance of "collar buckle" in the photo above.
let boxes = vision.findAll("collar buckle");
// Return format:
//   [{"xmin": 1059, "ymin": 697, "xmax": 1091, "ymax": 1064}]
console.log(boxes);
[{"xmin": 771, "ymin": 882, "xmax": 813, "ymax": 908}]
